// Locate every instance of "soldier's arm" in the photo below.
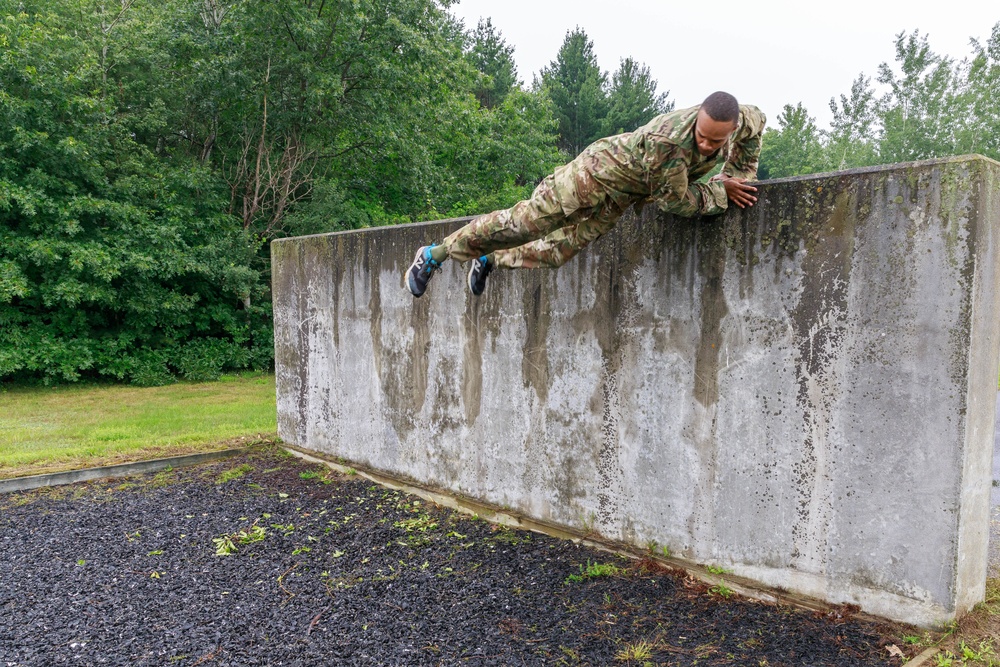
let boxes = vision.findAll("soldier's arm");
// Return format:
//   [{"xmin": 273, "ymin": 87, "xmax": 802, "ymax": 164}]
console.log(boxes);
[{"xmin": 651, "ymin": 162, "xmax": 729, "ymax": 217}]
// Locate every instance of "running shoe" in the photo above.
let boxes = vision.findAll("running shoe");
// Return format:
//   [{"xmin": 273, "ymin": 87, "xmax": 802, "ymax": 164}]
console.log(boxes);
[
  {"xmin": 467, "ymin": 255, "xmax": 493, "ymax": 296},
  {"xmin": 406, "ymin": 244, "xmax": 441, "ymax": 297}
]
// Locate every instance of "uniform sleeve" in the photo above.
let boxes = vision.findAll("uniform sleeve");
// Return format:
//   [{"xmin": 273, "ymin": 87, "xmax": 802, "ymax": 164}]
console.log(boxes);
[
  {"xmin": 651, "ymin": 157, "xmax": 729, "ymax": 217},
  {"xmin": 722, "ymin": 105, "xmax": 767, "ymax": 181}
]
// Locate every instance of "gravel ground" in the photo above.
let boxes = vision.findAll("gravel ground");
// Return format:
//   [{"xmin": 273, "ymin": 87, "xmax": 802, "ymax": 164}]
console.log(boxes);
[{"xmin": 0, "ymin": 447, "xmax": 911, "ymax": 666}]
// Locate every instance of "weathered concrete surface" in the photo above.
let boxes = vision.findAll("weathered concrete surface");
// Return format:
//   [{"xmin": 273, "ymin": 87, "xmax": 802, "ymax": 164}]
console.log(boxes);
[
  {"xmin": 272, "ymin": 155, "xmax": 1000, "ymax": 627},
  {"xmin": 989, "ymin": 393, "xmax": 1000, "ymax": 578}
]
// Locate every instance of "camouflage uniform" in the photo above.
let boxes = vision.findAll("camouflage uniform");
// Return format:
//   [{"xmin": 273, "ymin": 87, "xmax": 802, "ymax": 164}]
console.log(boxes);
[{"xmin": 442, "ymin": 104, "xmax": 766, "ymax": 269}]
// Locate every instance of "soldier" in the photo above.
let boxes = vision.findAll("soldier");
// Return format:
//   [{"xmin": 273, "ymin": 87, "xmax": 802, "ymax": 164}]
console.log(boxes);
[{"xmin": 405, "ymin": 91, "xmax": 765, "ymax": 298}]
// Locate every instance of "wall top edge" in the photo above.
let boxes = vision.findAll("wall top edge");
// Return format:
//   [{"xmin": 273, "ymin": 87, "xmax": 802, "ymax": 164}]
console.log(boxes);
[
  {"xmin": 271, "ymin": 154, "xmax": 999, "ymax": 246},
  {"xmin": 270, "ymin": 215, "xmax": 477, "ymax": 245},
  {"xmin": 759, "ymin": 153, "xmax": 1000, "ymax": 186}
]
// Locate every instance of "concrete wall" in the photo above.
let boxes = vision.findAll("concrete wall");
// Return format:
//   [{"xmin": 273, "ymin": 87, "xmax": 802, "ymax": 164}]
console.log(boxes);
[{"xmin": 271, "ymin": 155, "xmax": 1000, "ymax": 627}]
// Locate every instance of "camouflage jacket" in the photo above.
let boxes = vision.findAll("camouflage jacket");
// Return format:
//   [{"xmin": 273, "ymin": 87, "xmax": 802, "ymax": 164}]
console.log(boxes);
[{"xmin": 555, "ymin": 104, "xmax": 766, "ymax": 217}]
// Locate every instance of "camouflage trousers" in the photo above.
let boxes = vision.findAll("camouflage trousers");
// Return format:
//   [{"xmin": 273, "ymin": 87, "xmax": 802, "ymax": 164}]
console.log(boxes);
[{"xmin": 442, "ymin": 161, "xmax": 640, "ymax": 269}]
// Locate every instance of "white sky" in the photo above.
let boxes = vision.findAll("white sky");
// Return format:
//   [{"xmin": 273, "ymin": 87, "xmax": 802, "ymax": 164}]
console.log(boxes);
[{"xmin": 447, "ymin": 0, "xmax": 998, "ymax": 131}]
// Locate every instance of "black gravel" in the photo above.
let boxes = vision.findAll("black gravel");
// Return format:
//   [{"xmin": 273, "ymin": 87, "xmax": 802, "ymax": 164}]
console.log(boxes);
[{"xmin": 0, "ymin": 447, "xmax": 909, "ymax": 666}]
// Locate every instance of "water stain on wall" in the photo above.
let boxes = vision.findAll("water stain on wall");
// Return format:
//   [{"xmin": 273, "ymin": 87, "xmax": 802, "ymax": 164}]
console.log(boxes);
[
  {"xmin": 788, "ymin": 187, "xmax": 855, "ymax": 570},
  {"xmin": 521, "ymin": 273, "xmax": 551, "ymax": 404},
  {"xmin": 366, "ymin": 236, "xmax": 432, "ymax": 444}
]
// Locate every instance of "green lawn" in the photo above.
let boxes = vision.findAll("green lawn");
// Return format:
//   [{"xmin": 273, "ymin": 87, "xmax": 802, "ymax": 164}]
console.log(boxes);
[{"xmin": 0, "ymin": 373, "xmax": 277, "ymax": 479}]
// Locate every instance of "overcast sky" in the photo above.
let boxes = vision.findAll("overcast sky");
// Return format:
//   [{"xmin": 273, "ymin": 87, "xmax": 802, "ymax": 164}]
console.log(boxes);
[{"xmin": 447, "ymin": 0, "xmax": 998, "ymax": 131}]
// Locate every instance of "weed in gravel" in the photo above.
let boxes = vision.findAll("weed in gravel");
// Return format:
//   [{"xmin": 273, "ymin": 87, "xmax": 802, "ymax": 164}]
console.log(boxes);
[
  {"xmin": 614, "ymin": 640, "xmax": 654, "ymax": 662},
  {"xmin": 558, "ymin": 645, "xmax": 581, "ymax": 663},
  {"xmin": 2, "ymin": 485, "xmax": 75, "ymax": 509},
  {"xmin": 488, "ymin": 525, "xmax": 531, "ymax": 546},
  {"xmin": 149, "ymin": 468, "xmax": 176, "ymax": 488},
  {"xmin": 216, "ymin": 464, "xmax": 252, "ymax": 484},
  {"xmin": 565, "ymin": 560, "xmax": 623, "ymax": 584},
  {"xmin": 709, "ymin": 584, "xmax": 735, "ymax": 598}
]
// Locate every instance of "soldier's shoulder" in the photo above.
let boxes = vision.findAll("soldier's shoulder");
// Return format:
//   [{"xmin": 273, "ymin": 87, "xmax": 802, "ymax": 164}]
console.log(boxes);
[
  {"xmin": 739, "ymin": 104, "xmax": 767, "ymax": 131},
  {"xmin": 642, "ymin": 105, "xmax": 699, "ymax": 139}
]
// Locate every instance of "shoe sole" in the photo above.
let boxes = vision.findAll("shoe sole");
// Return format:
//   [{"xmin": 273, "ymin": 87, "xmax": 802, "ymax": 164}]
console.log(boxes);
[
  {"xmin": 467, "ymin": 261, "xmax": 489, "ymax": 296},
  {"xmin": 407, "ymin": 247, "xmax": 428, "ymax": 297}
]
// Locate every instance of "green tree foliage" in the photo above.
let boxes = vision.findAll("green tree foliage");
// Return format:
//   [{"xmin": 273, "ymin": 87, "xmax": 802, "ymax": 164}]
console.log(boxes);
[
  {"xmin": 826, "ymin": 75, "xmax": 880, "ymax": 170},
  {"xmin": 757, "ymin": 103, "xmax": 827, "ymax": 179},
  {"xmin": 0, "ymin": 1, "xmax": 568, "ymax": 385},
  {"xmin": 759, "ymin": 21, "xmax": 1000, "ymax": 179},
  {"xmin": 876, "ymin": 30, "xmax": 964, "ymax": 163},
  {"xmin": 962, "ymin": 23, "xmax": 1000, "ymax": 158},
  {"xmin": 538, "ymin": 27, "xmax": 609, "ymax": 155},
  {"xmin": 466, "ymin": 18, "xmax": 518, "ymax": 110},
  {"xmin": 154, "ymin": 0, "xmax": 479, "ymax": 237},
  {"xmin": 0, "ymin": 9, "xmax": 269, "ymax": 385},
  {"xmin": 602, "ymin": 57, "xmax": 673, "ymax": 136}
]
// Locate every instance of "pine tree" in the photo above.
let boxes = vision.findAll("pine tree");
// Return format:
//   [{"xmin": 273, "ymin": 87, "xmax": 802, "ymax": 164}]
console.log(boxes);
[
  {"xmin": 538, "ymin": 27, "xmax": 609, "ymax": 155},
  {"xmin": 467, "ymin": 18, "xmax": 518, "ymax": 110},
  {"xmin": 602, "ymin": 57, "xmax": 672, "ymax": 135}
]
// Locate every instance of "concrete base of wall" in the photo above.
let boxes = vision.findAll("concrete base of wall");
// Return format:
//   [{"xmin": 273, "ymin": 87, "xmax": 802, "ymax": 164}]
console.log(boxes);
[{"xmin": 272, "ymin": 156, "xmax": 1000, "ymax": 626}]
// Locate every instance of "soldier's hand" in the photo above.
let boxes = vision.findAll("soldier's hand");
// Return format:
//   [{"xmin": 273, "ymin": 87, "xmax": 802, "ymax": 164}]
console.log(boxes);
[{"xmin": 721, "ymin": 176, "xmax": 758, "ymax": 209}]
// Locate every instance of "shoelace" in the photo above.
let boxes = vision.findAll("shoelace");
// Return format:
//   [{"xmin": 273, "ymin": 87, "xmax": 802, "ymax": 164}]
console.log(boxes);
[{"xmin": 419, "ymin": 247, "xmax": 441, "ymax": 274}]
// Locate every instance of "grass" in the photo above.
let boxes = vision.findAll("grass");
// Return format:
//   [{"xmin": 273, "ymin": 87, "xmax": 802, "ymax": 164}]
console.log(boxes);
[
  {"xmin": 0, "ymin": 373, "xmax": 277, "ymax": 479},
  {"xmin": 565, "ymin": 560, "xmax": 623, "ymax": 584},
  {"xmin": 615, "ymin": 640, "xmax": 654, "ymax": 662},
  {"xmin": 894, "ymin": 578, "xmax": 1000, "ymax": 665}
]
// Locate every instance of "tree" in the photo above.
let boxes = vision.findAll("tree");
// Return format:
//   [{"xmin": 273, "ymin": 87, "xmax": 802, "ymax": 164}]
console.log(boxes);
[
  {"xmin": 538, "ymin": 27, "xmax": 609, "ymax": 155},
  {"xmin": 0, "ymin": 8, "xmax": 269, "ymax": 385},
  {"xmin": 602, "ymin": 57, "xmax": 672, "ymax": 136},
  {"xmin": 466, "ymin": 18, "xmax": 518, "ymax": 110},
  {"xmin": 876, "ymin": 30, "xmax": 963, "ymax": 163},
  {"xmin": 959, "ymin": 21, "xmax": 1000, "ymax": 161},
  {"xmin": 757, "ymin": 103, "xmax": 827, "ymax": 179},
  {"xmin": 825, "ymin": 75, "xmax": 880, "ymax": 170},
  {"xmin": 0, "ymin": 0, "xmax": 566, "ymax": 385}
]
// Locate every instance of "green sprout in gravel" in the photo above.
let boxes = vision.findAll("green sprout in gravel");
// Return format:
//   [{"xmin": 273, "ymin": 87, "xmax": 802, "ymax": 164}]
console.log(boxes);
[
  {"xmin": 709, "ymin": 584, "xmax": 734, "ymax": 598},
  {"xmin": 565, "ymin": 560, "xmax": 623, "ymax": 584}
]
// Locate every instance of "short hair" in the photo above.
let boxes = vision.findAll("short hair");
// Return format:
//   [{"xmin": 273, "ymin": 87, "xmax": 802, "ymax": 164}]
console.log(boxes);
[{"xmin": 701, "ymin": 91, "xmax": 739, "ymax": 124}]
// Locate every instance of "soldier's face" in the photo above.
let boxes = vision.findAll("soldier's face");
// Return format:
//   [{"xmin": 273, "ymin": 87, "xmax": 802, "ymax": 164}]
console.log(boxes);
[{"xmin": 694, "ymin": 110, "xmax": 737, "ymax": 156}]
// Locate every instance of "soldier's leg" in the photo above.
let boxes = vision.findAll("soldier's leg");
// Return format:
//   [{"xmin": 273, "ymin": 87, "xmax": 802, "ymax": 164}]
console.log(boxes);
[
  {"xmin": 440, "ymin": 173, "xmax": 567, "ymax": 263},
  {"xmin": 406, "ymin": 174, "xmax": 571, "ymax": 297},
  {"xmin": 492, "ymin": 200, "xmax": 627, "ymax": 269}
]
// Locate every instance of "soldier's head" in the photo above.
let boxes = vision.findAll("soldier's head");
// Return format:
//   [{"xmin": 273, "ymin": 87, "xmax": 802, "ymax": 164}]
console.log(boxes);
[{"xmin": 695, "ymin": 91, "xmax": 740, "ymax": 156}]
